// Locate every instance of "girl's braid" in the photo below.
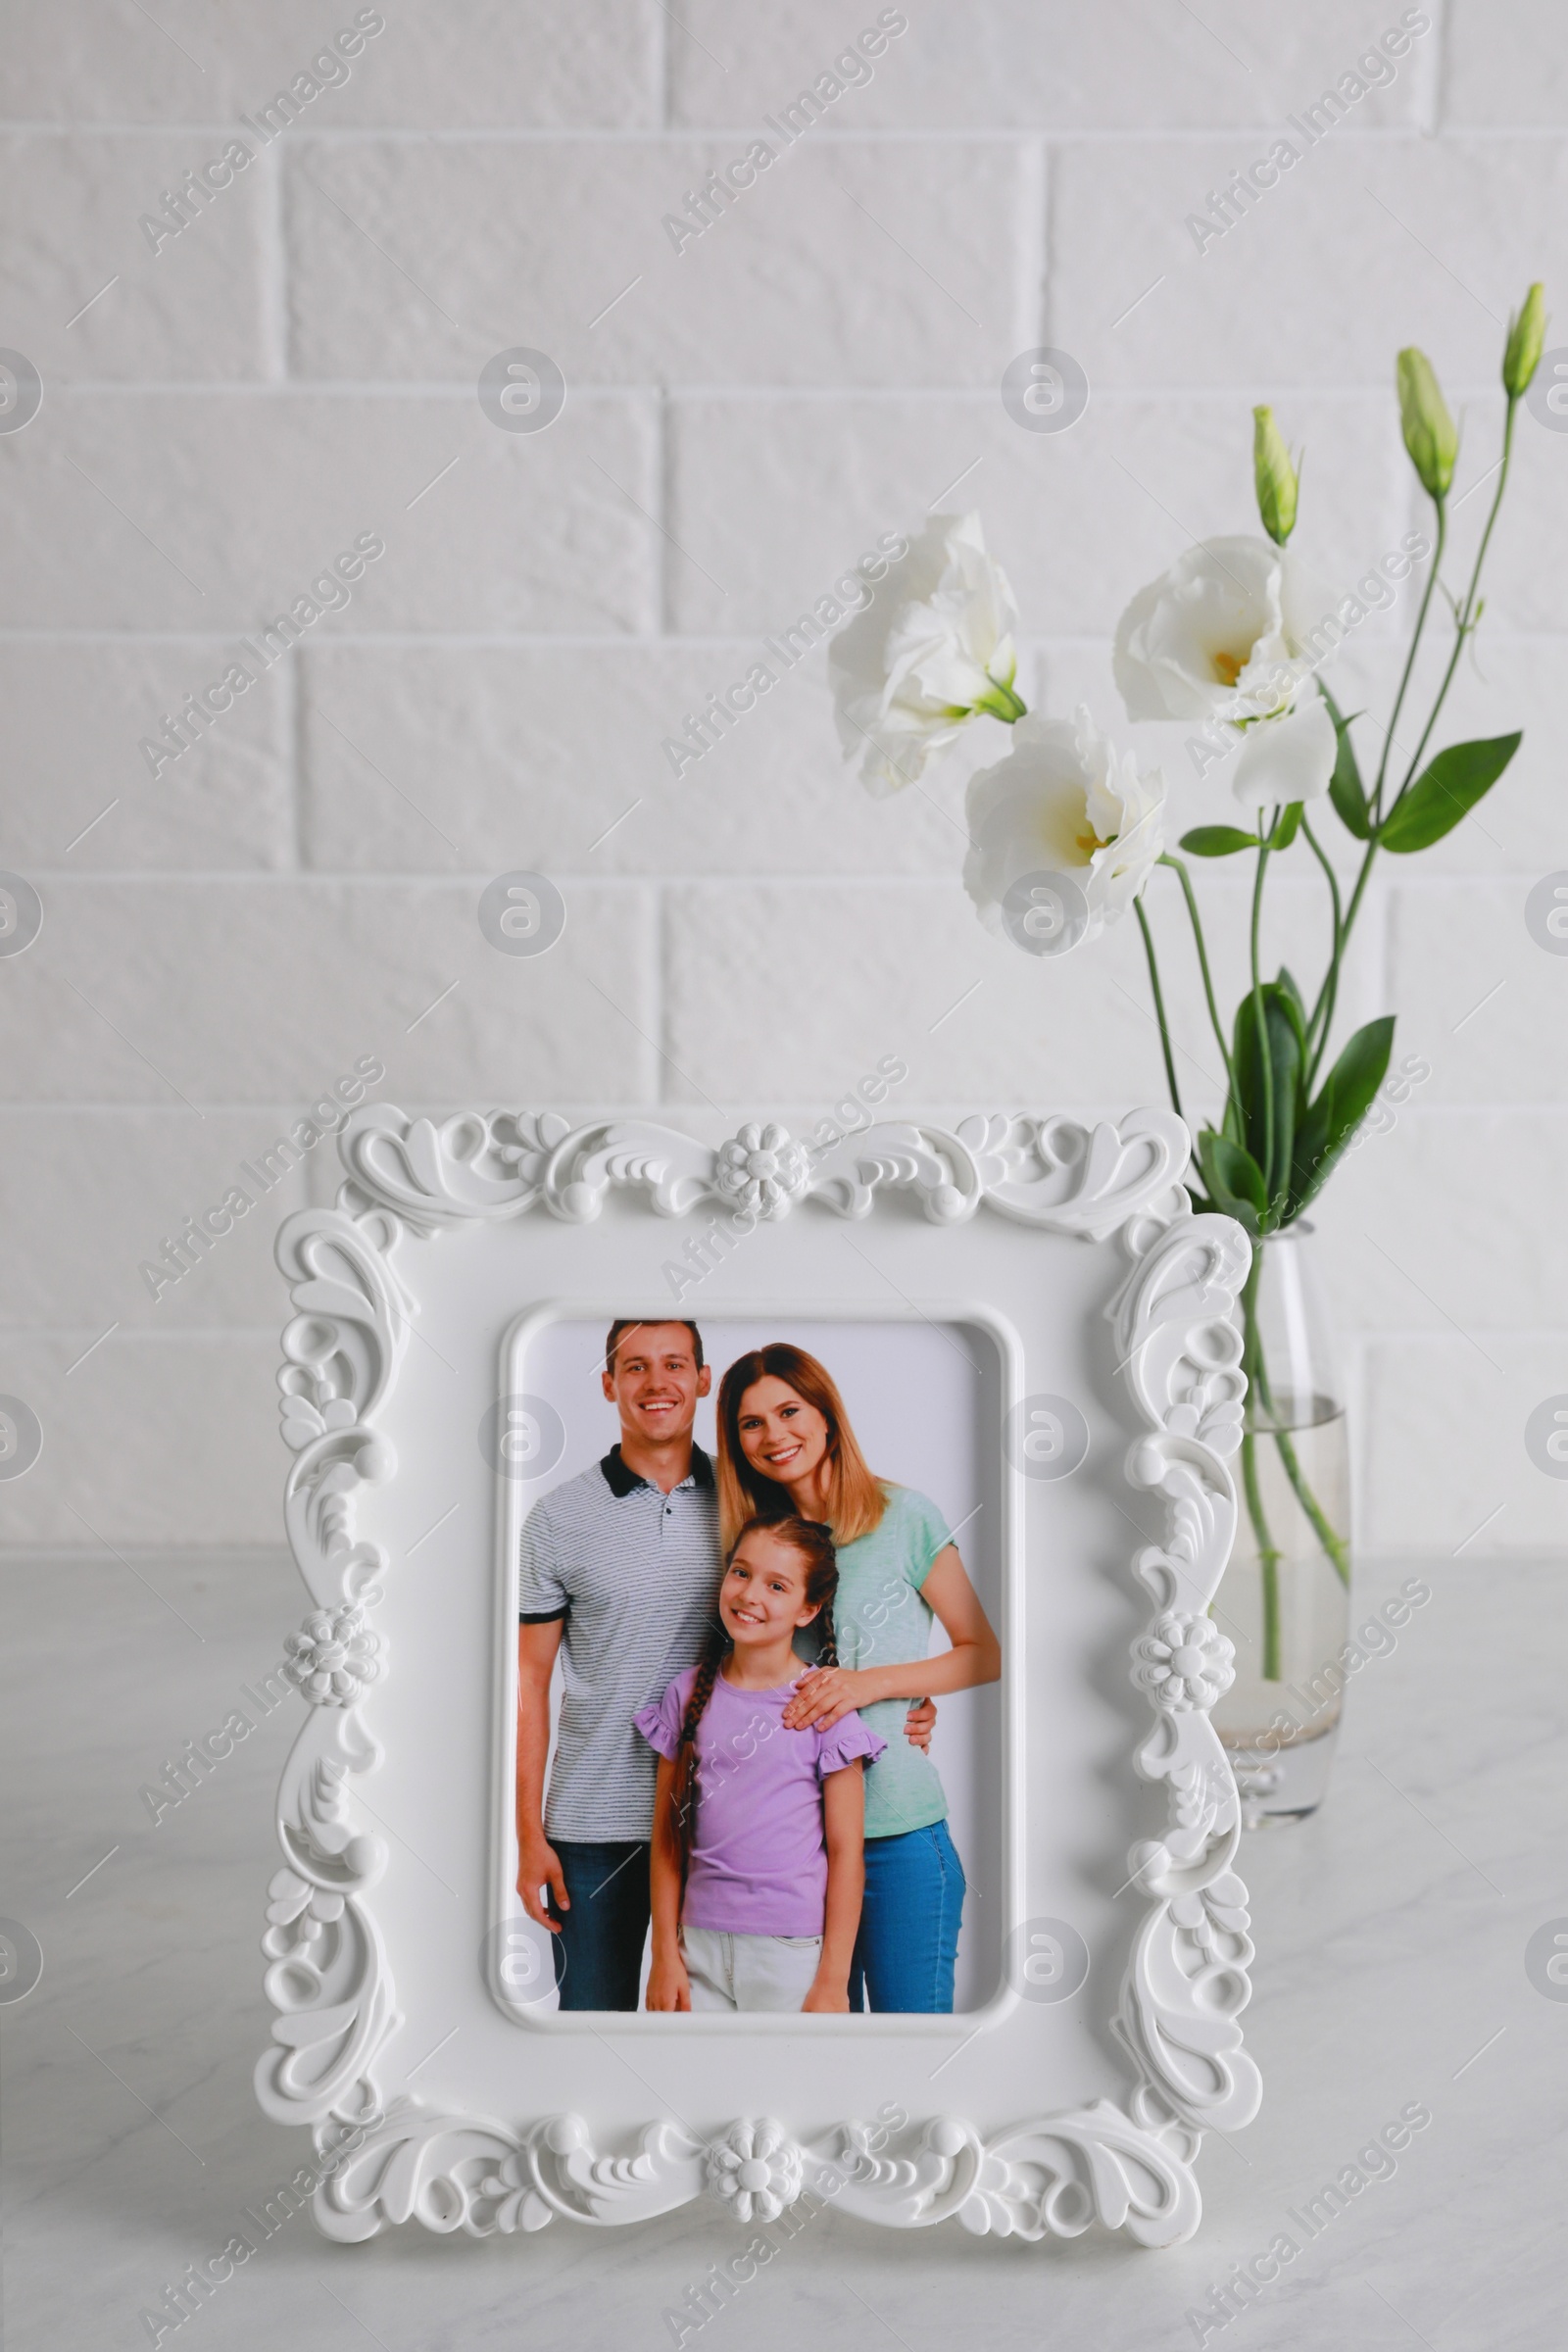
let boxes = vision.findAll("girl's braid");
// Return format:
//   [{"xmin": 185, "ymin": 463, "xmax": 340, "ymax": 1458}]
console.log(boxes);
[
  {"xmin": 679, "ymin": 1618, "xmax": 727, "ymax": 1751},
  {"xmin": 668, "ymin": 1616, "xmax": 728, "ymax": 1880}
]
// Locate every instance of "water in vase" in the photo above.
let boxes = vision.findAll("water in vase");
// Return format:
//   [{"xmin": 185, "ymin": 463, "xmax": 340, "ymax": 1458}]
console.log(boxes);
[{"xmin": 1212, "ymin": 1400, "xmax": 1351, "ymax": 1828}]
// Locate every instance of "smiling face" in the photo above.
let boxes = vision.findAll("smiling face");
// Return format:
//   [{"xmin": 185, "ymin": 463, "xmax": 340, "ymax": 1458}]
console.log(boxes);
[
  {"xmin": 602, "ymin": 1323, "xmax": 710, "ymax": 1445},
  {"xmin": 735, "ymin": 1375, "xmax": 832, "ymax": 1491},
  {"xmin": 718, "ymin": 1525, "xmax": 822, "ymax": 1649}
]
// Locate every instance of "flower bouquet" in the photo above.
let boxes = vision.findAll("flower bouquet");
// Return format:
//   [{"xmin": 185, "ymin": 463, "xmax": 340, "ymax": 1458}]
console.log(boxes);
[{"xmin": 832, "ymin": 288, "xmax": 1545, "ymax": 1819}]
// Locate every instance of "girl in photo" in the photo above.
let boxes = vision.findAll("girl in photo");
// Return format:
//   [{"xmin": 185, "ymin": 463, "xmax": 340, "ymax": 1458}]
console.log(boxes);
[
  {"xmin": 715, "ymin": 1345, "xmax": 1002, "ymax": 2015},
  {"xmin": 637, "ymin": 1515, "xmax": 885, "ymax": 2014}
]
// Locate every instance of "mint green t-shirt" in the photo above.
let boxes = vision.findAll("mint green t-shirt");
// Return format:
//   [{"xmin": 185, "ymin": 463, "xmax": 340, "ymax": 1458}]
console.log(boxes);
[{"xmin": 829, "ymin": 1485, "xmax": 953, "ymax": 1842}]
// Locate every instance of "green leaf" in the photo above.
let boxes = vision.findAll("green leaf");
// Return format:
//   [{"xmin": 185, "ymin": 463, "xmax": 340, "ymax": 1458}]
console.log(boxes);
[
  {"xmin": 1268, "ymin": 800, "xmax": 1303, "ymax": 851},
  {"xmin": 1378, "ymin": 732, "xmax": 1522, "ymax": 853},
  {"xmin": 1276, "ymin": 965, "xmax": 1308, "ymax": 1033},
  {"xmin": 1290, "ymin": 1015, "xmax": 1396, "ymax": 1214},
  {"xmin": 1271, "ymin": 968, "xmax": 1308, "ymax": 1063},
  {"xmin": 1234, "ymin": 984, "xmax": 1302, "ymax": 1205},
  {"xmin": 1197, "ymin": 1129, "xmax": 1267, "ymax": 1235},
  {"xmin": 1180, "ymin": 825, "xmax": 1259, "ymax": 858},
  {"xmin": 1318, "ymin": 680, "xmax": 1371, "ymax": 840}
]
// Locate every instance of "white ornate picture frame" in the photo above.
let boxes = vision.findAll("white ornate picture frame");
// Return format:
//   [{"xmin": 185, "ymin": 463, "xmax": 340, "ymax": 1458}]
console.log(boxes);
[{"xmin": 259, "ymin": 1102, "xmax": 1258, "ymax": 2247}]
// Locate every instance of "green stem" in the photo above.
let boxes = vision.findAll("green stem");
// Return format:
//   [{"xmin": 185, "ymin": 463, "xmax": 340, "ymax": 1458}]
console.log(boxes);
[
  {"xmin": 1370, "ymin": 498, "xmax": 1447, "ymax": 821},
  {"xmin": 1158, "ymin": 853, "xmax": 1235, "ymax": 1085},
  {"xmin": 1246, "ymin": 1289, "xmax": 1352, "ymax": 1586},
  {"xmin": 1237, "ymin": 1250, "xmax": 1283, "ymax": 1679},
  {"xmin": 1305, "ymin": 417, "xmax": 1515, "ymax": 1071},
  {"xmin": 1302, "ymin": 796, "xmax": 1384, "ymax": 1091},
  {"xmin": 1391, "ymin": 402, "xmax": 1518, "ymax": 805},
  {"xmin": 1240, "ymin": 1432, "xmax": 1284, "ymax": 1682},
  {"xmin": 1272, "ymin": 1426, "xmax": 1351, "ymax": 1589},
  {"xmin": 1241, "ymin": 1250, "xmax": 1353, "ymax": 1655},
  {"xmin": 1302, "ymin": 498, "xmax": 1447, "ymax": 1065},
  {"xmin": 1300, "ymin": 817, "xmax": 1344, "ymax": 1083},
  {"xmin": 1239, "ymin": 1245, "xmax": 1354, "ymax": 1677},
  {"xmin": 1250, "ymin": 830, "xmax": 1274, "ymax": 1191},
  {"xmin": 1135, "ymin": 896, "xmax": 1183, "ymax": 1121}
]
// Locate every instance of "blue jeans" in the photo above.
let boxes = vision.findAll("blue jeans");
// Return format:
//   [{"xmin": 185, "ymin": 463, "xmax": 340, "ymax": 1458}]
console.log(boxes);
[
  {"xmin": 548, "ymin": 1839, "xmax": 650, "ymax": 2011},
  {"xmin": 850, "ymin": 1820, "xmax": 966, "ymax": 2014}
]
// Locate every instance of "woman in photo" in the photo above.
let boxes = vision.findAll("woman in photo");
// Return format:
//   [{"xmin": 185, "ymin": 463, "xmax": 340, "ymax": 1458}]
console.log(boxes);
[
  {"xmin": 714, "ymin": 1345, "xmax": 1002, "ymax": 2015},
  {"xmin": 637, "ymin": 1515, "xmax": 883, "ymax": 2013}
]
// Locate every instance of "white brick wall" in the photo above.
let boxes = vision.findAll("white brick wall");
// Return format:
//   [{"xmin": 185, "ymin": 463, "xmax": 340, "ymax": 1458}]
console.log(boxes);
[{"xmin": 2, "ymin": 0, "xmax": 1565, "ymax": 1556}]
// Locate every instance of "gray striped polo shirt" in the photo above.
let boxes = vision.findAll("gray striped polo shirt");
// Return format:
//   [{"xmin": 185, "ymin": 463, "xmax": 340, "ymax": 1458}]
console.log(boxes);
[{"xmin": 518, "ymin": 1444, "xmax": 721, "ymax": 1841}]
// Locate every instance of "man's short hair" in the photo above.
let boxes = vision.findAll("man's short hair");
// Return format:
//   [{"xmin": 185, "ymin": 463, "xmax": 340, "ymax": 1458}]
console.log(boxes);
[{"xmin": 605, "ymin": 1318, "xmax": 704, "ymax": 1375}]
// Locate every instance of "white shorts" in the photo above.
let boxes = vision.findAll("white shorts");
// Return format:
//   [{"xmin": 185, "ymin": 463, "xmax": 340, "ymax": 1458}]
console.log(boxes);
[{"xmin": 681, "ymin": 1926, "xmax": 822, "ymax": 2013}]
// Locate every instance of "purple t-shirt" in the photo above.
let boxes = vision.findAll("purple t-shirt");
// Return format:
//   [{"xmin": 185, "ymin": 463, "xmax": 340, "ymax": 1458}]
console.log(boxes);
[{"xmin": 634, "ymin": 1667, "xmax": 886, "ymax": 1936}]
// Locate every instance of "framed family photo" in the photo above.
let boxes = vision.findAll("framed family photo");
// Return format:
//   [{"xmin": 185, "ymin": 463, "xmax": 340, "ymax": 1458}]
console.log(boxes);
[
  {"xmin": 501, "ymin": 1302, "xmax": 1011, "ymax": 2028},
  {"xmin": 258, "ymin": 1102, "xmax": 1259, "ymax": 2247}
]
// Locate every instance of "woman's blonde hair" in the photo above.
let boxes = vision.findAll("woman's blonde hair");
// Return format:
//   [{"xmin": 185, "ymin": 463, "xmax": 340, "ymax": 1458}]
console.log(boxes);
[{"xmin": 714, "ymin": 1344, "xmax": 887, "ymax": 1553}]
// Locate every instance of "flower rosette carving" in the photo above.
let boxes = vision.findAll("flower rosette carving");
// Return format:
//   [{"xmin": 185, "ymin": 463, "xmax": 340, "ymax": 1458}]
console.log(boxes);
[
  {"xmin": 285, "ymin": 1604, "xmax": 382, "ymax": 1707},
  {"xmin": 705, "ymin": 2119, "xmax": 804, "ymax": 2222},
  {"xmin": 712, "ymin": 1124, "xmax": 810, "ymax": 1220},
  {"xmin": 1133, "ymin": 1612, "xmax": 1234, "ymax": 1712}
]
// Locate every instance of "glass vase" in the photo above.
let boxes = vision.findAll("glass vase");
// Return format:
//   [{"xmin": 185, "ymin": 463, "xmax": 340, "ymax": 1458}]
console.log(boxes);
[{"xmin": 1212, "ymin": 1221, "xmax": 1352, "ymax": 1828}]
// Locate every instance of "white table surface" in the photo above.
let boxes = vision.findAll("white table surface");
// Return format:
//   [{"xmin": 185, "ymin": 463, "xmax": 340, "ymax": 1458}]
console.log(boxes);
[{"xmin": 4, "ymin": 1547, "xmax": 1563, "ymax": 2351}]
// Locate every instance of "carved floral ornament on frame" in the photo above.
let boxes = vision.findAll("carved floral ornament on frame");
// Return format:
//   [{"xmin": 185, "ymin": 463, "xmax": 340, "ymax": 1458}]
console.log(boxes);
[{"xmin": 259, "ymin": 1100, "xmax": 1258, "ymax": 2247}]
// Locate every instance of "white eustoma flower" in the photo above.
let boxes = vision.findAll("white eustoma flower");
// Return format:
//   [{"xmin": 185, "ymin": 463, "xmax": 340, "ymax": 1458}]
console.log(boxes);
[
  {"xmin": 1231, "ymin": 691, "xmax": 1338, "ymax": 811},
  {"xmin": 1113, "ymin": 536, "xmax": 1339, "ymax": 810},
  {"xmin": 830, "ymin": 512, "xmax": 1022, "ymax": 796},
  {"xmin": 963, "ymin": 707, "xmax": 1165, "ymax": 955}
]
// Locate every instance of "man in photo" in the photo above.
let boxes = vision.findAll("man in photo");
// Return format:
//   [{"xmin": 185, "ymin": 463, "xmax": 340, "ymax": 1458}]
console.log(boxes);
[{"xmin": 515, "ymin": 1320, "xmax": 719, "ymax": 2011}]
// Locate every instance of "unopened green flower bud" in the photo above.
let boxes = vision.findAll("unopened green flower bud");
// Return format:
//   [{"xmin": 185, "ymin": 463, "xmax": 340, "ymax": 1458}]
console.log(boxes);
[
  {"xmin": 1503, "ymin": 281, "xmax": 1547, "ymax": 399},
  {"xmin": 1251, "ymin": 406, "xmax": 1298, "ymax": 545},
  {"xmin": 1396, "ymin": 347, "xmax": 1458, "ymax": 501}
]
